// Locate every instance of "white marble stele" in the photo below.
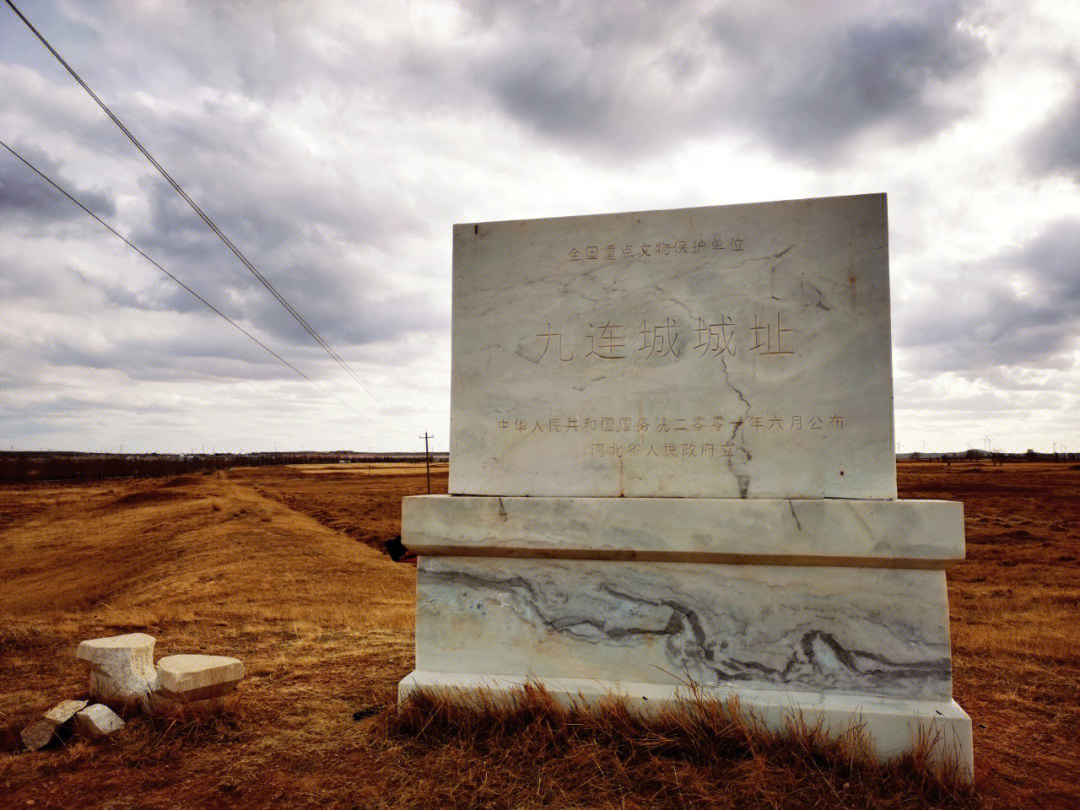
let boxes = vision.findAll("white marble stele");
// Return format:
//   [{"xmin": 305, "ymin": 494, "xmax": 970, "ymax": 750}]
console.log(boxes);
[
  {"xmin": 400, "ymin": 196, "xmax": 972, "ymax": 784},
  {"xmin": 450, "ymin": 195, "xmax": 895, "ymax": 499}
]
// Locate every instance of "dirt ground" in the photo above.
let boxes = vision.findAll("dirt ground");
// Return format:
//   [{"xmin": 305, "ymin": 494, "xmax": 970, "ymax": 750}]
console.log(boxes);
[
  {"xmin": 0, "ymin": 461, "xmax": 1077, "ymax": 808},
  {"xmin": 898, "ymin": 461, "xmax": 1080, "ymax": 807}
]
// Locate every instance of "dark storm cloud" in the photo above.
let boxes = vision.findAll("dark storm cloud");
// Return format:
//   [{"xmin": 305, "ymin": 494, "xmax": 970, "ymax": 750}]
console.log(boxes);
[
  {"xmin": 124, "ymin": 171, "xmax": 446, "ymax": 351},
  {"xmin": 242, "ymin": 255, "xmax": 451, "ymax": 351},
  {"xmin": 109, "ymin": 110, "xmax": 436, "ymax": 349},
  {"xmin": 1025, "ymin": 80, "xmax": 1080, "ymax": 182},
  {"xmin": 896, "ymin": 219, "xmax": 1080, "ymax": 376},
  {"xmin": 462, "ymin": 3, "xmax": 714, "ymax": 155},
  {"xmin": 461, "ymin": 0, "xmax": 987, "ymax": 162},
  {"xmin": 749, "ymin": 3, "xmax": 986, "ymax": 158},
  {"xmin": 126, "ymin": 118, "xmax": 414, "ymax": 258},
  {"xmin": 0, "ymin": 144, "xmax": 116, "ymax": 220},
  {"xmin": 482, "ymin": 44, "xmax": 616, "ymax": 145}
]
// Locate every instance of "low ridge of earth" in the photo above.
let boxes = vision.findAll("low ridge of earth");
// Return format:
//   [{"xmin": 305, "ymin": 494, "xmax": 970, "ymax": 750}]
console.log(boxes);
[{"xmin": 1, "ymin": 461, "xmax": 1077, "ymax": 808}]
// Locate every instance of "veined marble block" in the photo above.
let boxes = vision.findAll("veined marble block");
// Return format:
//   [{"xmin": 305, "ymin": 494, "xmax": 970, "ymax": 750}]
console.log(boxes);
[
  {"xmin": 450, "ymin": 194, "xmax": 895, "ymax": 499},
  {"xmin": 403, "ymin": 495, "xmax": 964, "ymax": 568},
  {"xmin": 416, "ymin": 556, "xmax": 952, "ymax": 701}
]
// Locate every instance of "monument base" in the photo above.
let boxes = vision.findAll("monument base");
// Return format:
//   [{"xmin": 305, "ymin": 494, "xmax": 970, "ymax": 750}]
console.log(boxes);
[
  {"xmin": 398, "ymin": 669, "xmax": 973, "ymax": 784},
  {"xmin": 400, "ymin": 495, "xmax": 973, "ymax": 783}
]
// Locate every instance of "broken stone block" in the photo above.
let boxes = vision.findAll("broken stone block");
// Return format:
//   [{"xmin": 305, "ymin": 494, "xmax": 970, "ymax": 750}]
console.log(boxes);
[
  {"xmin": 76, "ymin": 633, "xmax": 157, "ymax": 706},
  {"xmin": 74, "ymin": 703, "xmax": 126, "ymax": 738},
  {"xmin": 20, "ymin": 699, "xmax": 88, "ymax": 750},
  {"xmin": 155, "ymin": 654, "xmax": 244, "ymax": 710}
]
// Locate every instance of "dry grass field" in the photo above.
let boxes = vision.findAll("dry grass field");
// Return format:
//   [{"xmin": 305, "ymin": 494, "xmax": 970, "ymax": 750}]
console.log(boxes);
[{"xmin": 0, "ymin": 460, "xmax": 1077, "ymax": 808}]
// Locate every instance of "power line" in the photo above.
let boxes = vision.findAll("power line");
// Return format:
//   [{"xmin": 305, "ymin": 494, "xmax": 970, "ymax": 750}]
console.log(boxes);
[
  {"xmin": 5, "ymin": 0, "xmax": 420, "ymax": 432},
  {"xmin": 0, "ymin": 139, "xmax": 408, "ymax": 434}
]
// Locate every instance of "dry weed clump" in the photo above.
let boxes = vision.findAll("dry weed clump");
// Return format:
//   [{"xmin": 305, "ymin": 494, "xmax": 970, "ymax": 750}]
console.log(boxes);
[
  {"xmin": 363, "ymin": 684, "xmax": 978, "ymax": 810},
  {"xmin": 124, "ymin": 702, "xmax": 246, "ymax": 754}
]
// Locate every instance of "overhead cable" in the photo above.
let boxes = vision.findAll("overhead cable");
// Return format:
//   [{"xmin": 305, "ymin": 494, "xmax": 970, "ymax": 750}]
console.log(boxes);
[
  {"xmin": 1, "ymin": 139, "xmax": 409, "ymax": 433},
  {"xmin": 5, "ymin": 0, "xmax": 420, "ymax": 432}
]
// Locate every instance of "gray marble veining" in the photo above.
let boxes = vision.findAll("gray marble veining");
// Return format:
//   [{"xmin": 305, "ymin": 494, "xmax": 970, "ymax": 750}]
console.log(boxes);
[{"xmin": 416, "ymin": 557, "xmax": 951, "ymax": 700}]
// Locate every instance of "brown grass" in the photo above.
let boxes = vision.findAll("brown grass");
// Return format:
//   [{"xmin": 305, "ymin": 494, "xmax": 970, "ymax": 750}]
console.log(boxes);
[
  {"xmin": 0, "ymin": 461, "xmax": 1077, "ymax": 807},
  {"xmin": 899, "ymin": 461, "xmax": 1080, "ymax": 808},
  {"xmin": 368, "ymin": 683, "xmax": 974, "ymax": 809}
]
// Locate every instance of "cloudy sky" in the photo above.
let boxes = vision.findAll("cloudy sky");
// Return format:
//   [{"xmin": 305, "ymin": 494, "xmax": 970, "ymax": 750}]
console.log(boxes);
[{"xmin": 2, "ymin": 0, "xmax": 1078, "ymax": 455}]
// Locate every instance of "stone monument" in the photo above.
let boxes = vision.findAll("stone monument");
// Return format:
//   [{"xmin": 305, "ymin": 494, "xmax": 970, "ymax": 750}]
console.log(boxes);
[{"xmin": 398, "ymin": 194, "xmax": 973, "ymax": 781}]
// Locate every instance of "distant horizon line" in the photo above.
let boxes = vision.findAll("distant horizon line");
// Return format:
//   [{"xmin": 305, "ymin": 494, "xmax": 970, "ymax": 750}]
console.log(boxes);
[{"xmin": 0, "ymin": 449, "xmax": 1073, "ymax": 459}]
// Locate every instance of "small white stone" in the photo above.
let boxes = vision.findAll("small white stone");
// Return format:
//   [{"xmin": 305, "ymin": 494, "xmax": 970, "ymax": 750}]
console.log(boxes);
[
  {"xmin": 155, "ymin": 654, "xmax": 244, "ymax": 709},
  {"xmin": 76, "ymin": 633, "xmax": 157, "ymax": 706},
  {"xmin": 43, "ymin": 698, "xmax": 89, "ymax": 725},
  {"xmin": 20, "ymin": 719, "xmax": 56, "ymax": 752},
  {"xmin": 74, "ymin": 703, "xmax": 126, "ymax": 738},
  {"xmin": 20, "ymin": 699, "xmax": 88, "ymax": 750}
]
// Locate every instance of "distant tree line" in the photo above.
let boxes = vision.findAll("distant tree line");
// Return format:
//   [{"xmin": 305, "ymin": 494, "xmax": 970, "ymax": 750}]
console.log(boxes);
[
  {"xmin": 0, "ymin": 451, "xmax": 448, "ymax": 484},
  {"xmin": 900, "ymin": 449, "xmax": 1077, "ymax": 465}
]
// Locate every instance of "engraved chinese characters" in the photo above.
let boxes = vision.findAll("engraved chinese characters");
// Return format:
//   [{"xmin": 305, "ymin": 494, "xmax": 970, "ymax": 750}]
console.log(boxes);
[
  {"xmin": 450, "ymin": 195, "xmax": 894, "ymax": 499},
  {"xmin": 567, "ymin": 236, "xmax": 744, "ymax": 263},
  {"xmin": 535, "ymin": 312, "xmax": 788, "ymax": 362},
  {"xmin": 498, "ymin": 412, "xmax": 844, "ymax": 463}
]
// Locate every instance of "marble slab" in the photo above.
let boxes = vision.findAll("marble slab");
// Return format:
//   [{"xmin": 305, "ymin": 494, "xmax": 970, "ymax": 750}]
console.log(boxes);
[
  {"xmin": 415, "ymin": 557, "xmax": 952, "ymax": 701},
  {"xmin": 398, "ymin": 671, "xmax": 973, "ymax": 784},
  {"xmin": 450, "ymin": 194, "xmax": 895, "ymax": 499},
  {"xmin": 155, "ymin": 654, "xmax": 245, "ymax": 707},
  {"xmin": 403, "ymin": 495, "xmax": 963, "ymax": 568}
]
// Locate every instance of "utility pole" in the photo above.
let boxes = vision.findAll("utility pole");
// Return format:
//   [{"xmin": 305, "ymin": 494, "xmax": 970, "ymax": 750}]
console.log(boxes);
[{"xmin": 420, "ymin": 432, "xmax": 433, "ymax": 493}]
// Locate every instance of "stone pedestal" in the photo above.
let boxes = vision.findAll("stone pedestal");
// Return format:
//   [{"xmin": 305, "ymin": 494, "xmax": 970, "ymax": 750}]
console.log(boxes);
[
  {"xmin": 400, "ymin": 195, "xmax": 973, "ymax": 783},
  {"xmin": 398, "ymin": 496, "xmax": 972, "ymax": 781}
]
